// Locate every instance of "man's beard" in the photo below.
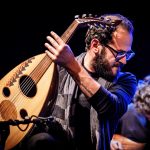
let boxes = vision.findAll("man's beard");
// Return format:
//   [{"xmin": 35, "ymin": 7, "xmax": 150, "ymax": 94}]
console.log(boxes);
[{"xmin": 92, "ymin": 48, "xmax": 120, "ymax": 82}]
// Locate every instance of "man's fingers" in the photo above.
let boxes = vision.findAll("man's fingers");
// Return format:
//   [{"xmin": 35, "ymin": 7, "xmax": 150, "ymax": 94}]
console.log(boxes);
[
  {"xmin": 50, "ymin": 31, "xmax": 64, "ymax": 45},
  {"xmin": 46, "ymin": 36, "xmax": 59, "ymax": 48},
  {"xmin": 44, "ymin": 43, "xmax": 58, "ymax": 56},
  {"xmin": 45, "ymin": 50, "xmax": 57, "ymax": 61}
]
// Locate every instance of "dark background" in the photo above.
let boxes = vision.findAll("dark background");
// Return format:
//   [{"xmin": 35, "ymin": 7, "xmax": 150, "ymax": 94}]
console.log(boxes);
[{"xmin": 0, "ymin": 1, "xmax": 149, "ymax": 81}]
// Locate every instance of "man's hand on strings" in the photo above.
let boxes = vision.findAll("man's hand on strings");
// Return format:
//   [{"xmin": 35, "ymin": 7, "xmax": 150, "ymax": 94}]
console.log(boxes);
[{"xmin": 45, "ymin": 31, "xmax": 75, "ymax": 69}]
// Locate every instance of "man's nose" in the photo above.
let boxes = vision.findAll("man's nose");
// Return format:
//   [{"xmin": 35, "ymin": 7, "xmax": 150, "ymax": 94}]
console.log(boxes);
[{"xmin": 118, "ymin": 56, "xmax": 127, "ymax": 65}]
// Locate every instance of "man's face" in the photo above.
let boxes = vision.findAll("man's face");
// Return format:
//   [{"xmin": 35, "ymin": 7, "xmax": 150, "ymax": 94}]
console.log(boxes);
[
  {"xmin": 93, "ymin": 27, "xmax": 133, "ymax": 81},
  {"xmin": 92, "ymin": 47, "xmax": 116, "ymax": 81}
]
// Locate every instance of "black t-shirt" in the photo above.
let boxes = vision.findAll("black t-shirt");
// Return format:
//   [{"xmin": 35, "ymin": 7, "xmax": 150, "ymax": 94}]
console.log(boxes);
[{"xmin": 73, "ymin": 70, "xmax": 99, "ymax": 150}]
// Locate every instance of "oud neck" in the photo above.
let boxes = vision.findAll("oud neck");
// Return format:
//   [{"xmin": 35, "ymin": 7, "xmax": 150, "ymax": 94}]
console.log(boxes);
[
  {"xmin": 61, "ymin": 20, "xmax": 79, "ymax": 43},
  {"xmin": 35, "ymin": 19, "xmax": 79, "ymax": 82},
  {"xmin": 33, "ymin": 19, "xmax": 80, "ymax": 83}
]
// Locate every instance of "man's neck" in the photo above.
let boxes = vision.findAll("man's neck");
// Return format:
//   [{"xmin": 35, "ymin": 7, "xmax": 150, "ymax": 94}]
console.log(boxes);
[{"xmin": 83, "ymin": 52, "xmax": 95, "ymax": 73}]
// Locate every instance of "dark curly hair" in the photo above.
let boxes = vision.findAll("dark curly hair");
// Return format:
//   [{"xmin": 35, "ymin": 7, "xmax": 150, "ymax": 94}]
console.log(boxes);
[
  {"xmin": 85, "ymin": 13, "xmax": 134, "ymax": 51},
  {"xmin": 133, "ymin": 75, "xmax": 150, "ymax": 115}
]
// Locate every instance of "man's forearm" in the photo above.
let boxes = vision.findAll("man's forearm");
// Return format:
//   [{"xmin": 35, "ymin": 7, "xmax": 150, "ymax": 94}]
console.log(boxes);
[{"xmin": 66, "ymin": 59, "xmax": 101, "ymax": 98}]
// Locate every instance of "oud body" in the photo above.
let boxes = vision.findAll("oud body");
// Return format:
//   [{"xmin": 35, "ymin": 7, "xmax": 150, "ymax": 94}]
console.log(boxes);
[{"xmin": 0, "ymin": 53, "xmax": 58, "ymax": 150}]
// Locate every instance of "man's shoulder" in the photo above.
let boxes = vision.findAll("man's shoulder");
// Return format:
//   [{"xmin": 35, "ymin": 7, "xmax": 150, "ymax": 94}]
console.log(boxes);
[
  {"xmin": 117, "ymin": 72, "xmax": 137, "ymax": 83},
  {"xmin": 118, "ymin": 71, "xmax": 136, "ymax": 79},
  {"xmin": 115, "ymin": 72, "xmax": 137, "ymax": 98}
]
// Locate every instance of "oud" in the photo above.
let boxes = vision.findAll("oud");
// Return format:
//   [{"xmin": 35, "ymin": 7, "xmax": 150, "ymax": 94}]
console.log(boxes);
[{"xmin": 0, "ymin": 14, "xmax": 112, "ymax": 150}]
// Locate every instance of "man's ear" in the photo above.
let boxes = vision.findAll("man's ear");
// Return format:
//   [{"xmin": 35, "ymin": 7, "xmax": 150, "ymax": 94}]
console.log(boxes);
[{"xmin": 90, "ymin": 38, "xmax": 101, "ymax": 54}]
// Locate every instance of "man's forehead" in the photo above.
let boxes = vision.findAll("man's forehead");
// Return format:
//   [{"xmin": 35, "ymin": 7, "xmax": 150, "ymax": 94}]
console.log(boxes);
[{"xmin": 112, "ymin": 27, "xmax": 133, "ymax": 50}]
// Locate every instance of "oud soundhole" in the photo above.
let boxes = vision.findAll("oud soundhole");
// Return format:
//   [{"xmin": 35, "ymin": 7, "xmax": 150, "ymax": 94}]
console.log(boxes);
[
  {"xmin": 3, "ymin": 87, "xmax": 10, "ymax": 97},
  {"xmin": 19, "ymin": 75, "xmax": 37, "ymax": 97},
  {"xmin": 0, "ymin": 100, "xmax": 17, "ymax": 120},
  {"xmin": 20, "ymin": 109, "xmax": 28, "ymax": 119}
]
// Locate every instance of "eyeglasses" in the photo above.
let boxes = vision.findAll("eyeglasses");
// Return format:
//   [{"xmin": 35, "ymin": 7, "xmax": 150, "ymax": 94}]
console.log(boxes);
[{"xmin": 104, "ymin": 44, "xmax": 135, "ymax": 61}]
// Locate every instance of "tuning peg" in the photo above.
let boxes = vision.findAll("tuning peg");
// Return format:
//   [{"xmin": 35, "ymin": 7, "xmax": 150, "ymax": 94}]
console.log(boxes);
[
  {"xmin": 99, "ymin": 23, "xmax": 105, "ymax": 29},
  {"xmin": 94, "ymin": 23, "xmax": 98, "ymax": 27},
  {"xmin": 99, "ymin": 16, "xmax": 104, "ymax": 21},
  {"xmin": 106, "ymin": 18, "xmax": 111, "ymax": 22},
  {"xmin": 87, "ymin": 24, "xmax": 91, "ymax": 27},
  {"xmin": 74, "ymin": 15, "xmax": 80, "ymax": 19},
  {"xmin": 88, "ymin": 14, "xmax": 93, "ymax": 17},
  {"xmin": 82, "ymin": 14, "xmax": 87, "ymax": 18},
  {"xmin": 94, "ymin": 14, "xmax": 98, "ymax": 18}
]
